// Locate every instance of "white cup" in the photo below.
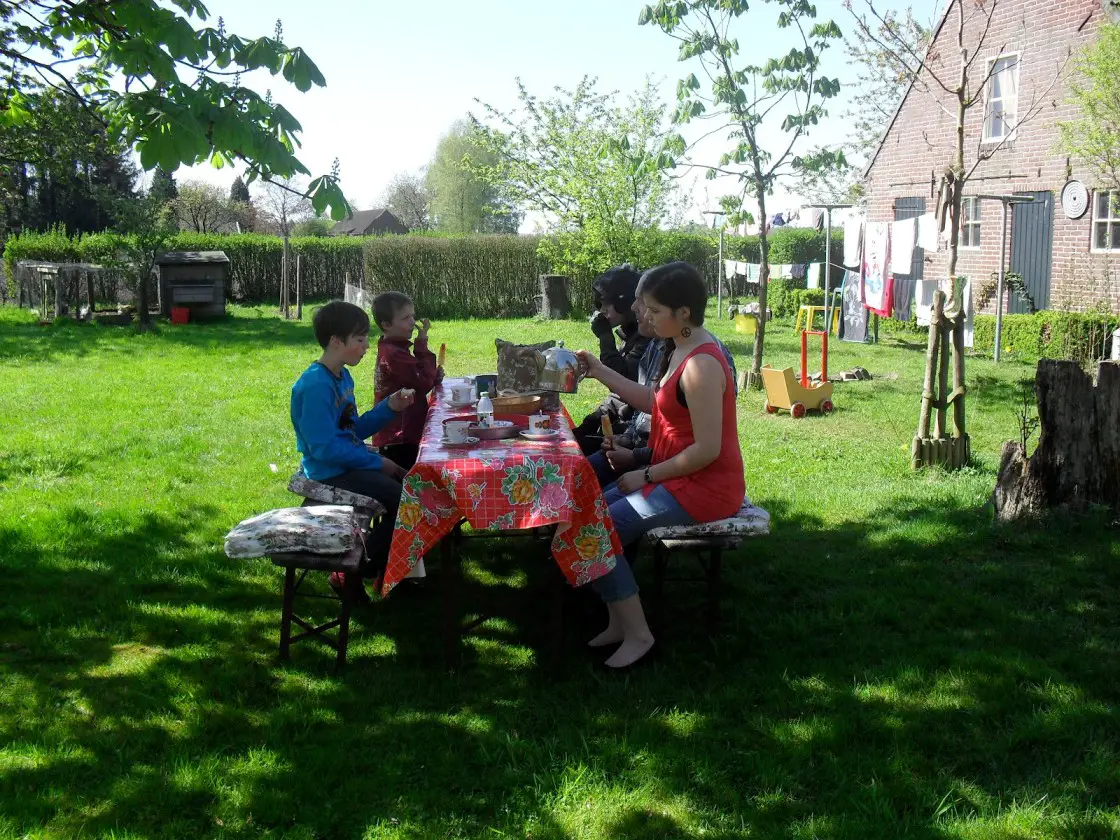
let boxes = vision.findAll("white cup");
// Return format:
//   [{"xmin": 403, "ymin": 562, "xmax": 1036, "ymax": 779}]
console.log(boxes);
[
  {"xmin": 450, "ymin": 383, "xmax": 475, "ymax": 404},
  {"xmin": 444, "ymin": 420, "xmax": 471, "ymax": 443},
  {"xmin": 528, "ymin": 413, "xmax": 551, "ymax": 433}
]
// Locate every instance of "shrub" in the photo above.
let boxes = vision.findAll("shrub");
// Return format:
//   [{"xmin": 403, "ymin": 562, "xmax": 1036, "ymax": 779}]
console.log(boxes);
[{"xmin": 973, "ymin": 310, "xmax": 1119, "ymax": 364}]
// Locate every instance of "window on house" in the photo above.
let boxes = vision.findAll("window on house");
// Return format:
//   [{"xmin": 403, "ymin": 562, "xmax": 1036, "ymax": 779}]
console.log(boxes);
[
  {"xmin": 960, "ymin": 197, "xmax": 981, "ymax": 249},
  {"xmin": 983, "ymin": 54, "xmax": 1020, "ymax": 143},
  {"xmin": 1092, "ymin": 190, "xmax": 1120, "ymax": 252}
]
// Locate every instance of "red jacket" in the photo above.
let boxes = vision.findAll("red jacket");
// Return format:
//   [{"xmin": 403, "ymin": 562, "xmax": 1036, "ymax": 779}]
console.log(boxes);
[{"xmin": 372, "ymin": 336, "xmax": 440, "ymax": 446}]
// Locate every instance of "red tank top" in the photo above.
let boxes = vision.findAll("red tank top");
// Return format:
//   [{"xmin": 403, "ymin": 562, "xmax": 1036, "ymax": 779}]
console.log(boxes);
[{"xmin": 645, "ymin": 342, "xmax": 745, "ymax": 522}]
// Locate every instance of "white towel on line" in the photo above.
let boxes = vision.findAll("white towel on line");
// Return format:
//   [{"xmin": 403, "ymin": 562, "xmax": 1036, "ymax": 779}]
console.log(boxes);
[
  {"xmin": 890, "ymin": 217, "xmax": 916, "ymax": 275},
  {"xmin": 917, "ymin": 213, "xmax": 940, "ymax": 252},
  {"xmin": 843, "ymin": 214, "xmax": 864, "ymax": 267}
]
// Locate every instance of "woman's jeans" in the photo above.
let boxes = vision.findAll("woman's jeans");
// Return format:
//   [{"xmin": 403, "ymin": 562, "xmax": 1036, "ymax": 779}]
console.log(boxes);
[{"xmin": 591, "ymin": 483, "xmax": 696, "ymax": 604}]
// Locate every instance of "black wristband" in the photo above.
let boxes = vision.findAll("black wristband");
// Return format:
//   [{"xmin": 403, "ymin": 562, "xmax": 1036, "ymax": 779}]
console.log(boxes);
[{"xmin": 644, "ymin": 465, "xmax": 653, "ymax": 484}]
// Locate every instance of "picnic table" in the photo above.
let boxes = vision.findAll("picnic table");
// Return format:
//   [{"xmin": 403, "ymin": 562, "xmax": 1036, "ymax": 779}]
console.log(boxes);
[{"xmin": 381, "ymin": 379, "xmax": 622, "ymax": 596}]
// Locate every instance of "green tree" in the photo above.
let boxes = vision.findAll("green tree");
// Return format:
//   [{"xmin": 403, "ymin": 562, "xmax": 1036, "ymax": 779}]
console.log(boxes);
[
  {"xmin": 470, "ymin": 77, "xmax": 678, "ymax": 275},
  {"xmin": 229, "ymin": 175, "xmax": 252, "ymax": 204},
  {"xmin": 427, "ymin": 120, "xmax": 520, "ymax": 234},
  {"xmin": 1059, "ymin": 23, "xmax": 1120, "ymax": 191},
  {"xmin": 0, "ymin": 1, "xmax": 349, "ymax": 239},
  {"xmin": 169, "ymin": 179, "xmax": 236, "ymax": 233},
  {"xmin": 148, "ymin": 166, "xmax": 179, "ymax": 204},
  {"xmin": 640, "ymin": 0, "xmax": 844, "ymax": 388}
]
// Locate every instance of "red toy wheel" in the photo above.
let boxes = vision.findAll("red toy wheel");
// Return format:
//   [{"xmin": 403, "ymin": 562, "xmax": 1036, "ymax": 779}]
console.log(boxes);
[
  {"xmin": 765, "ymin": 402, "xmax": 778, "ymax": 414},
  {"xmin": 820, "ymin": 399, "xmax": 834, "ymax": 415},
  {"xmin": 791, "ymin": 402, "xmax": 806, "ymax": 419}
]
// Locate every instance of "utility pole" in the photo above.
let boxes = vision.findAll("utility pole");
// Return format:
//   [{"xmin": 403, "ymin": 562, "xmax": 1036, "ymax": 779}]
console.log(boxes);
[
  {"xmin": 805, "ymin": 203, "xmax": 854, "ymax": 372},
  {"xmin": 703, "ymin": 210, "xmax": 726, "ymax": 319}
]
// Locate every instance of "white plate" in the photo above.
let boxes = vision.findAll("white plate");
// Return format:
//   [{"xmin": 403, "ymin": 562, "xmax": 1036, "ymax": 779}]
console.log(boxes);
[
  {"xmin": 520, "ymin": 429, "xmax": 560, "ymax": 440},
  {"xmin": 439, "ymin": 436, "xmax": 480, "ymax": 447}
]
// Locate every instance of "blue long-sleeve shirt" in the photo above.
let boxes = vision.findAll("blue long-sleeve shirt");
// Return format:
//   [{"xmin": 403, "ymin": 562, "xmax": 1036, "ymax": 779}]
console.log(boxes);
[{"xmin": 290, "ymin": 362, "xmax": 397, "ymax": 480}]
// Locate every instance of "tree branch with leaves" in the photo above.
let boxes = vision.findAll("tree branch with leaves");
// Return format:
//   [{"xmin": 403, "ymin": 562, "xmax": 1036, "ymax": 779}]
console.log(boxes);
[{"xmin": 640, "ymin": 0, "xmax": 843, "ymax": 388}]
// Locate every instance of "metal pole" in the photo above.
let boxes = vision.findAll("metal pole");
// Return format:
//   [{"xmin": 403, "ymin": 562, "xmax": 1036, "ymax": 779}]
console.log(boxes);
[
  {"xmin": 823, "ymin": 209, "xmax": 834, "ymax": 354},
  {"xmin": 717, "ymin": 225, "xmax": 724, "ymax": 319},
  {"xmin": 995, "ymin": 199, "xmax": 1008, "ymax": 363}
]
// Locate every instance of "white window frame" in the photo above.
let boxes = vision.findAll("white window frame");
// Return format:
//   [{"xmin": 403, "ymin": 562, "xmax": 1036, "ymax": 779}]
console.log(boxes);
[
  {"xmin": 1091, "ymin": 189, "xmax": 1120, "ymax": 253},
  {"xmin": 982, "ymin": 53, "xmax": 1021, "ymax": 145},
  {"xmin": 959, "ymin": 196, "xmax": 982, "ymax": 250}
]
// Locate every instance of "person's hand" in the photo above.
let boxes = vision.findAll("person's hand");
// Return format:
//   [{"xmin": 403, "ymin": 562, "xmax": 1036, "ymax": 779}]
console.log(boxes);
[
  {"xmin": 616, "ymin": 468, "xmax": 645, "ymax": 494},
  {"xmin": 435, "ymin": 365, "xmax": 445, "ymax": 385},
  {"xmin": 606, "ymin": 447, "xmax": 637, "ymax": 472},
  {"xmin": 416, "ymin": 318, "xmax": 431, "ymax": 340},
  {"xmin": 388, "ymin": 388, "xmax": 415, "ymax": 412},
  {"xmin": 600, "ymin": 434, "xmax": 630, "ymax": 453},
  {"xmin": 380, "ymin": 456, "xmax": 405, "ymax": 480},
  {"xmin": 576, "ymin": 350, "xmax": 603, "ymax": 381},
  {"xmin": 589, "ymin": 311, "xmax": 613, "ymax": 338}
]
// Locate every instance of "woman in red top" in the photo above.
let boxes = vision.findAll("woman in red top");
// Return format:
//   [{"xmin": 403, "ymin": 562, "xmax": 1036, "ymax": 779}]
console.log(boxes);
[{"xmin": 578, "ymin": 262, "xmax": 745, "ymax": 669}]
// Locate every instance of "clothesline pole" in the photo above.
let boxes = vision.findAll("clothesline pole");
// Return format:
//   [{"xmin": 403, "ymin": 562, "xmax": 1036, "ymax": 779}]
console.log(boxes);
[
  {"xmin": 977, "ymin": 194, "xmax": 1033, "ymax": 364},
  {"xmin": 704, "ymin": 209, "xmax": 726, "ymax": 319},
  {"xmin": 807, "ymin": 203, "xmax": 854, "ymax": 365}
]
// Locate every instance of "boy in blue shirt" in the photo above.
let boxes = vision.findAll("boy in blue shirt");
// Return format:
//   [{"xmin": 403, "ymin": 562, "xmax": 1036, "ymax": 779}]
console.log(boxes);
[{"xmin": 290, "ymin": 300, "xmax": 414, "ymax": 595}]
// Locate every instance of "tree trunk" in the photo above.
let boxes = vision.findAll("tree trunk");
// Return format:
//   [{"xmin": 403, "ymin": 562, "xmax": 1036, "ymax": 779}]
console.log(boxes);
[
  {"xmin": 539, "ymin": 275, "xmax": 571, "ymax": 319},
  {"xmin": 747, "ymin": 168, "xmax": 770, "ymax": 392},
  {"xmin": 992, "ymin": 360, "xmax": 1120, "ymax": 521}
]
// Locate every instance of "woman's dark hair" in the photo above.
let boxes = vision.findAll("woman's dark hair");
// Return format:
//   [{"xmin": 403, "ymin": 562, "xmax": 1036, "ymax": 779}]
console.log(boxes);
[
  {"xmin": 591, "ymin": 264, "xmax": 642, "ymax": 314},
  {"xmin": 313, "ymin": 300, "xmax": 370, "ymax": 349},
  {"xmin": 638, "ymin": 262, "xmax": 707, "ymax": 326},
  {"xmin": 639, "ymin": 262, "xmax": 709, "ymax": 384}
]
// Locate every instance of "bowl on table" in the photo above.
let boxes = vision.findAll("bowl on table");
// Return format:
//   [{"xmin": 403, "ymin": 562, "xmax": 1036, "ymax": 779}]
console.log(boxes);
[{"xmin": 468, "ymin": 414, "xmax": 529, "ymax": 440}]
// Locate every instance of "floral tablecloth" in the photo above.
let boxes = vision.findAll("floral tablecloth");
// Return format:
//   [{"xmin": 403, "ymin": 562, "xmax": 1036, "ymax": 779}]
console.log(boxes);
[{"xmin": 381, "ymin": 380, "xmax": 621, "ymax": 595}]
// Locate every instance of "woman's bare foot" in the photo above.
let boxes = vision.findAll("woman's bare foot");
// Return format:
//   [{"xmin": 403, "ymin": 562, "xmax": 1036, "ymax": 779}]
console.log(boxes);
[
  {"xmin": 604, "ymin": 635, "xmax": 655, "ymax": 668},
  {"xmin": 587, "ymin": 624, "xmax": 624, "ymax": 647}
]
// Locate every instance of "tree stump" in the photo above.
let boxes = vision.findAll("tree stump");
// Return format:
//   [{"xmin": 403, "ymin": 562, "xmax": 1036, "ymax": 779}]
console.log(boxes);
[
  {"xmin": 992, "ymin": 360, "xmax": 1120, "ymax": 522},
  {"xmin": 539, "ymin": 275, "xmax": 571, "ymax": 320}
]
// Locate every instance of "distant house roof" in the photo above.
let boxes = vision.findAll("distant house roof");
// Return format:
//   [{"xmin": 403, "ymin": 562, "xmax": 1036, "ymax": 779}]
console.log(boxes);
[
  {"xmin": 155, "ymin": 251, "xmax": 231, "ymax": 265},
  {"xmin": 330, "ymin": 208, "xmax": 409, "ymax": 236}
]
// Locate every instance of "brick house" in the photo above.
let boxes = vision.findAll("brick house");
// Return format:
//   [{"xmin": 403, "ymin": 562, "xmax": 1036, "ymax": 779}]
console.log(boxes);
[{"xmin": 863, "ymin": 0, "xmax": 1120, "ymax": 314}]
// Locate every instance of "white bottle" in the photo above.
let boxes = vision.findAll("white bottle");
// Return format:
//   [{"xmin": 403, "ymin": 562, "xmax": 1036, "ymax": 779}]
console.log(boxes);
[{"xmin": 476, "ymin": 390, "xmax": 494, "ymax": 429}]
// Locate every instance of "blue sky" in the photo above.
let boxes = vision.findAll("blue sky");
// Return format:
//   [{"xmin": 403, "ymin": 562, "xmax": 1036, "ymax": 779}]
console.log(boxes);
[{"xmin": 178, "ymin": 0, "xmax": 937, "ymax": 223}]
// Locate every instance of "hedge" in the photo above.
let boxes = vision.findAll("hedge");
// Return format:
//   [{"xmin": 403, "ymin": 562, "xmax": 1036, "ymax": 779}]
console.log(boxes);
[
  {"xmin": 972, "ymin": 310, "xmax": 1119, "ymax": 364},
  {"xmin": 5, "ymin": 225, "xmax": 847, "ymax": 317}
]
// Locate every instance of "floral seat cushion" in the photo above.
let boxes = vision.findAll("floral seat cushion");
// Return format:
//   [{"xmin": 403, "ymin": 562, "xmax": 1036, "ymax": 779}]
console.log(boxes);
[
  {"xmin": 645, "ymin": 500, "xmax": 770, "ymax": 543},
  {"xmin": 224, "ymin": 505, "xmax": 361, "ymax": 559}
]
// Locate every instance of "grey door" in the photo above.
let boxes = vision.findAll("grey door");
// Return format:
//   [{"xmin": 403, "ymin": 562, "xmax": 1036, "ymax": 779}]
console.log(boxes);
[{"xmin": 1010, "ymin": 191, "xmax": 1053, "ymax": 313}]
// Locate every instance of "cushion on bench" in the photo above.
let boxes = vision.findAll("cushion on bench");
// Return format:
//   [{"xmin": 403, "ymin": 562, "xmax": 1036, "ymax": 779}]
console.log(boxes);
[
  {"xmin": 224, "ymin": 505, "xmax": 360, "ymax": 559},
  {"xmin": 288, "ymin": 473, "xmax": 383, "ymax": 513},
  {"xmin": 646, "ymin": 501, "xmax": 770, "ymax": 543}
]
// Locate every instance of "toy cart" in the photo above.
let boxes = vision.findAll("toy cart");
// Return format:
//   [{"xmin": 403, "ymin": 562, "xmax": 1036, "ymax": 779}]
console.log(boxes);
[{"xmin": 761, "ymin": 330, "xmax": 835, "ymax": 418}]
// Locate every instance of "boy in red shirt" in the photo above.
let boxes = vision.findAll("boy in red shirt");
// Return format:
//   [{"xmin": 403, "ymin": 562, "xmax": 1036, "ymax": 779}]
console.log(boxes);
[{"xmin": 371, "ymin": 292, "xmax": 443, "ymax": 470}]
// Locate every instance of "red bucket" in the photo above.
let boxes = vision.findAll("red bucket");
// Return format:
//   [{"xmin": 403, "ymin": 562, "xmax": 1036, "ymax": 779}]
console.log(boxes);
[{"xmin": 170, "ymin": 307, "xmax": 190, "ymax": 325}]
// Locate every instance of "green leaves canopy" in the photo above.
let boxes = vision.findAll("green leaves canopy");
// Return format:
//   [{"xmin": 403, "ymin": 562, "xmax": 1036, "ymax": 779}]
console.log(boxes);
[{"xmin": 0, "ymin": 1, "xmax": 348, "ymax": 219}]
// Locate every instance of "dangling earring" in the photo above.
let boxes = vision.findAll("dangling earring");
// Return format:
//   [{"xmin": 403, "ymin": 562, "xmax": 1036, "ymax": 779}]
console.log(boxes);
[{"xmin": 680, "ymin": 326, "xmax": 692, "ymax": 338}]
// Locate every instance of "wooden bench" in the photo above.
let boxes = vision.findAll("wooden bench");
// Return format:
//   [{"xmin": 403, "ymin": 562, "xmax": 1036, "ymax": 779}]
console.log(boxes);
[
  {"xmin": 643, "ymin": 500, "xmax": 770, "ymax": 632},
  {"xmin": 274, "ymin": 474, "xmax": 387, "ymax": 667}
]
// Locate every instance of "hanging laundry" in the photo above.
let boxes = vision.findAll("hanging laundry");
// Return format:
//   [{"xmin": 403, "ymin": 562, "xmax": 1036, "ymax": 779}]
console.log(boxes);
[
  {"xmin": 890, "ymin": 218, "xmax": 916, "ymax": 276},
  {"xmin": 839, "ymin": 270, "xmax": 869, "ymax": 343},
  {"xmin": 843, "ymin": 214, "xmax": 864, "ymax": 268},
  {"xmin": 861, "ymin": 221, "xmax": 893, "ymax": 317},
  {"xmin": 917, "ymin": 213, "xmax": 940, "ymax": 252},
  {"xmin": 805, "ymin": 262, "xmax": 822, "ymax": 289},
  {"xmin": 790, "ymin": 263, "xmax": 807, "ymax": 280},
  {"xmin": 915, "ymin": 279, "xmax": 937, "ymax": 327},
  {"xmin": 724, "ymin": 260, "xmax": 738, "ymax": 280},
  {"xmin": 892, "ymin": 275, "xmax": 915, "ymax": 322}
]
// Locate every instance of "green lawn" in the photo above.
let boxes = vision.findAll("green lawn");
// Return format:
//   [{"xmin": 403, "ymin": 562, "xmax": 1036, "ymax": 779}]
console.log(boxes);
[{"xmin": 1, "ymin": 304, "xmax": 1117, "ymax": 840}]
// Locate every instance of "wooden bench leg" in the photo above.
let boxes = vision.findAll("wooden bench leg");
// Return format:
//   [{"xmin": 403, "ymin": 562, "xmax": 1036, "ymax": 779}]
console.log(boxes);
[
  {"xmin": 442, "ymin": 531, "xmax": 461, "ymax": 668},
  {"xmin": 336, "ymin": 572, "xmax": 361, "ymax": 668},
  {"xmin": 707, "ymin": 547, "xmax": 723, "ymax": 634},
  {"xmin": 279, "ymin": 566, "xmax": 296, "ymax": 661}
]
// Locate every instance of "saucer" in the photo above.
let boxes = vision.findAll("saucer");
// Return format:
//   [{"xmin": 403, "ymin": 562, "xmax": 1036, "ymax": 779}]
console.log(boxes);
[
  {"xmin": 440, "ymin": 436, "xmax": 480, "ymax": 447},
  {"xmin": 520, "ymin": 429, "xmax": 560, "ymax": 440},
  {"xmin": 447, "ymin": 400, "xmax": 477, "ymax": 408}
]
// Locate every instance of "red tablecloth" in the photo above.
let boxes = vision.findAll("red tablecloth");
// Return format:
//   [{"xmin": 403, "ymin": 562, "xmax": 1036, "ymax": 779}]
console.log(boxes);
[{"xmin": 381, "ymin": 381, "xmax": 621, "ymax": 595}]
